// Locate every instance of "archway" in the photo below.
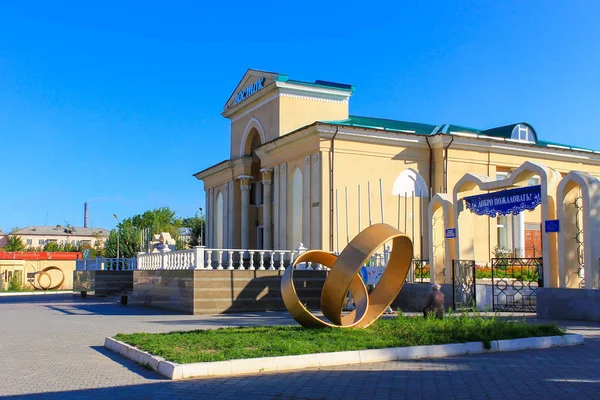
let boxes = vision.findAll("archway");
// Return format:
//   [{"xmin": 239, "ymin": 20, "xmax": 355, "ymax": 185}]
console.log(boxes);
[
  {"xmin": 557, "ymin": 171, "xmax": 600, "ymax": 289},
  {"xmin": 240, "ymin": 122, "xmax": 264, "ymax": 249},
  {"xmin": 453, "ymin": 161, "xmax": 562, "ymax": 288},
  {"xmin": 428, "ymin": 193, "xmax": 455, "ymax": 284}
]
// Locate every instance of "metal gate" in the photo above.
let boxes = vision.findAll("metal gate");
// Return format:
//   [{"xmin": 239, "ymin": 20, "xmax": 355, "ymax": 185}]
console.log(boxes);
[
  {"xmin": 491, "ymin": 257, "xmax": 543, "ymax": 312},
  {"xmin": 452, "ymin": 260, "xmax": 476, "ymax": 311}
]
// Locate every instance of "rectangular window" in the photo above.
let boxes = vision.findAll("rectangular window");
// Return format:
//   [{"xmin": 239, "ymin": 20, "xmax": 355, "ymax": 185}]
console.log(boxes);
[
  {"xmin": 38, "ymin": 239, "xmax": 45, "ymax": 245},
  {"xmin": 81, "ymin": 240, "xmax": 91, "ymax": 246},
  {"xmin": 26, "ymin": 272, "xmax": 35, "ymax": 283},
  {"xmin": 26, "ymin": 239, "xmax": 32, "ymax": 245}
]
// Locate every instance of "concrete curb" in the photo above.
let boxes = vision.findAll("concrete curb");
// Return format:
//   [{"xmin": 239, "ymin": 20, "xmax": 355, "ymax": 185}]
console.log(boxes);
[{"xmin": 104, "ymin": 334, "xmax": 583, "ymax": 380}]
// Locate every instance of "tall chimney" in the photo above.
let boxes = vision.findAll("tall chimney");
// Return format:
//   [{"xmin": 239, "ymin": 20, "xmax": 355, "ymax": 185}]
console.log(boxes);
[{"xmin": 84, "ymin": 202, "xmax": 88, "ymax": 228}]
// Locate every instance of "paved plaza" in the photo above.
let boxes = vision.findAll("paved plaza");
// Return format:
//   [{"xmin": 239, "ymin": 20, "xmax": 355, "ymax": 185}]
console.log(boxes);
[{"xmin": 0, "ymin": 294, "xmax": 599, "ymax": 399}]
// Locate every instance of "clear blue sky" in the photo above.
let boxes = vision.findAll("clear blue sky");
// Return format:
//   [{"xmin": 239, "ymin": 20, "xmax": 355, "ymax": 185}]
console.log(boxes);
[{"xmin": 1, "ymin": 1, "xmax": 599, "ymax": 232}]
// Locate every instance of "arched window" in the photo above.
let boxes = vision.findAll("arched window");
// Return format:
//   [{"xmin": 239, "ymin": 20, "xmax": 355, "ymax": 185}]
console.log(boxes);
[
  {"xmin": 291, "ymin": 168, "xmax": 303, "ymax": 248},
  {"xmin": 215, "ymin": 192, "xmax": 224, "ymax": 249},
  {"xmin": 511, "ymin": 124, "xmax": 536, "ymax": 143},
  {"xmin": 392, "ymin": 168, "xmax": 428, "ymax": 197}
]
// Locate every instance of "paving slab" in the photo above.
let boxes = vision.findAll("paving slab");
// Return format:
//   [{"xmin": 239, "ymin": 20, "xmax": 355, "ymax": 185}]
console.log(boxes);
[{"xmin": 0, "ymin": 294, "xmax": 599, "ymax": 399}]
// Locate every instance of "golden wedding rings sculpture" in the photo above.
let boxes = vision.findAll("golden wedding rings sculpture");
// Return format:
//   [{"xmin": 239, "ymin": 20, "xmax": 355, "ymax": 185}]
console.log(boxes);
[{"xmin": 281, "ymin": 223, "xmax": 413, "ymax": 328}]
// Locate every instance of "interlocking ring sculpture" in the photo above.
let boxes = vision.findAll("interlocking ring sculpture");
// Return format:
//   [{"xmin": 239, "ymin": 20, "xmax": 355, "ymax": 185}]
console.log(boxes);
[
  {"xmin": 281, "ymin": 223, "xmax": 413, "ymax": 328},
  {"xmin": 31, "ymin": 266, "xmax": 65, "ymax": 291}
]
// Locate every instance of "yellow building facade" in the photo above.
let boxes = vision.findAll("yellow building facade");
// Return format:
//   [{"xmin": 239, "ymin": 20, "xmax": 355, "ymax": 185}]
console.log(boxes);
[
  {"xmin": 0, "ymin": 258, "xmax": 75, "ymax": 290},
  {"xmin": 195, "ymin": 69, "xmax": 600, "ymax": 276}
]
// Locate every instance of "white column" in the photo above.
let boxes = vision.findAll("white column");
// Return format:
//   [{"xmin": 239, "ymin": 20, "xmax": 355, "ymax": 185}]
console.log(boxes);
[
  {"xmin": 279, "ymin": 164, "xmax": 287, "ymax": 250},
  {"xmin": 224, "ymin": 184, "xmax": 229, "ymax": 249},
  {"xmin": 228, "ymin": 181, "xmax": 234, "ymax": 248},
  {"xmin": 513, "ymin": 213, "xmax": 525, "ymax": 256},
  {"xmin": 311, "ymin": 153, "xmax": 321, "ymax": 249},
  {"xmin": 238, "ymin": 175, "xmax": 252, "ymax": 250},
  {"xmin": 261, "ymin": 168, "xmax": 273, "ymax": 250},
  {"xmin": 204, "ymin": 189, "xmax": 209, "ymax": 247},
  {"xmin": 273, "ymin": 168, "xmax": 280, "ymax": 249},
  {"xmin": 207, "ymin": 188, "xmax": 213, "ymax": 248},
  {"xmin": 303, "ymin": 156, "xmax": 311, "ymax": 249}
]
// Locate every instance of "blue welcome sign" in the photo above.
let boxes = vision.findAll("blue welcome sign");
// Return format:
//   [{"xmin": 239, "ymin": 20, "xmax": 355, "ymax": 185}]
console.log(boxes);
[{"xmin": 463, "ymin": 185, "xmax": 542, "ymax": 217}]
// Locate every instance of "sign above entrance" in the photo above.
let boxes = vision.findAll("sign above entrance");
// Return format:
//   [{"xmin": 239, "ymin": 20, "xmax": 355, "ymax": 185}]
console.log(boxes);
[
  {"xmin": 464, "ymin": 185, "xmax": 542, "ymax": 218},
  {"xmin": 234, "ymin": 78, "xmax": 265, "ymax": 105},
  {"xmin": 545, "ymin": 220, "xmax": 560, "ymax": 233}
]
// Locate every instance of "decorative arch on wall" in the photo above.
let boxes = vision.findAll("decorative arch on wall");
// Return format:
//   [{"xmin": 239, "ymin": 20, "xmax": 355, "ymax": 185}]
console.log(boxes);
[
  {"xmin": 239, "ymin": 117, "xmax": 266, "ymax": 157},
  {"xmin": 392, "ymin": 168, "xmax": 428, "ymax": 197},
  {"xmin": 291, "ymin": 167, "xmax": 303, "ymax": 249},
  {"xmin": 428, "ymin": 193, "xmax": 455, "ymax": 284},
  {"xmin": 452, "ymin": 161, "xmax": 562, "ymax": 288},
  {"xmin": 557, "ymin": 171, "xmax": 600, "ymax": 289},
  {"xmin": 215, "ymin": 191, "xmax": 224, "ymax": 249}
]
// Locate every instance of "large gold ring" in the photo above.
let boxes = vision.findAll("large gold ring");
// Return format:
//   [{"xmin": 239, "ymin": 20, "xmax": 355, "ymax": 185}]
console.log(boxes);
[
  {"xmin": 281, "ymin": 223, "xmax": 413, "ymax": 328},
  {"xmin": 31, "ymin": 266, "xmax": 65, "ymax": 290}
]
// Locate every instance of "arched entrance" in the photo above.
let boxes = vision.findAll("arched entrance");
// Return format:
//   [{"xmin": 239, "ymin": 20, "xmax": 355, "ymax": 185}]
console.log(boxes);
[
  {"xmin": 428, "ymin": 193, "xmax": 455, "ymax": 284},
  {"xmin": 453, "ymin": 161, "xmax": 561, "ymax": 288},
  {"xmin": 240, "ymin": 123, "xmax": 264, "ymax": 249},
  {"xmin": 557, "ymin": 171, "xmax": 600, "ymax": 289}
]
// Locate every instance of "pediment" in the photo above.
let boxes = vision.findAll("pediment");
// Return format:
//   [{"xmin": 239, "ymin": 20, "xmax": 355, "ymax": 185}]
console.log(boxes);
[{"xmin": 222, "ymin": 69, "xmax": 283, "ymax": 114}]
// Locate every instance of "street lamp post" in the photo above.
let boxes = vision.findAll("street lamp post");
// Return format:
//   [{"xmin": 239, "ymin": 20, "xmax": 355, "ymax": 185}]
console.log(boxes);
[{"xmin": 113, "ymin": 214, "xmax": 120, "ymax": 260}]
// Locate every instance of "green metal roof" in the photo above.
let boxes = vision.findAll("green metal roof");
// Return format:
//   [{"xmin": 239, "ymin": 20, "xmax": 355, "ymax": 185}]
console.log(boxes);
[
  {"xmin": 322, "ymin": 115, "xmax": 438, "ymax": 135},
  {"xmin": 318, "ymin": 115, "xmax": 597, "ymax": 153}
]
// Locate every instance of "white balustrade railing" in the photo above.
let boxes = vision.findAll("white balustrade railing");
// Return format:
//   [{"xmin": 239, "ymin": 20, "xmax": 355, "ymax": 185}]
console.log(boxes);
[
  {"xmin": 75, "ymin": 257, "xmax": 137, "ymax": 271},
  {"xmin": 136, "ymin": 245, "xmax": 333, "ymax": 271},
  {"xmin": 134, "ymin": 244, "xmax": 398, "ymax": 272}
]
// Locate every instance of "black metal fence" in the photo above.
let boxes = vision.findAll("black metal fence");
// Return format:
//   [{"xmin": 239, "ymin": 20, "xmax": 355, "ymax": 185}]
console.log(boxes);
[
  {"xmin": 491, "ymin": 257, "xmax": 543, "ymax": 312},
  {"xmin": 452, "ymin": 260, "xmax": 476, "ymax": 311}
]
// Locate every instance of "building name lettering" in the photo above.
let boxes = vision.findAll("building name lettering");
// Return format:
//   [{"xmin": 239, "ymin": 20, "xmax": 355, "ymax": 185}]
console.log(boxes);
[{"xmin": 234, "ymin": 78, "xmax": 265, "ymax": 105}]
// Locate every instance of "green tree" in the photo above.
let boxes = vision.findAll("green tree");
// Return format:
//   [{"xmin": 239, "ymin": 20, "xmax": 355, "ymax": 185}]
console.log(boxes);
[
  {"xmin": 127, "ymin": 206, "xmax": 182, "ymax": 237},
  {"xmin": 5, "ymin": 235, "xmax": 26, "ymax": 251},
  {"xmin": 182, "ymin": 214, "xmax": 205, "ymax": 247},
  {"xmin": 104, "ymin": 221, "xmax": 141, "ymax": 258},
  {"xmin": 43, "ymin": 241, "xmax": 61, "ymax": 252}
]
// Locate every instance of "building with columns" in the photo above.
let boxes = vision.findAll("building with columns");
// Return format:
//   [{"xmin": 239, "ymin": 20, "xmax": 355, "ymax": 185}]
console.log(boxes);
[{"xmin": 195, "ymin": 69, "xmax": 600, "ymax": 267}]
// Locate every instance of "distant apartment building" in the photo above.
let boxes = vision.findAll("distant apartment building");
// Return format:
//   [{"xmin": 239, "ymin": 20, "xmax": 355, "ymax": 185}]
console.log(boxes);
[{"xmin": 5, "ymin": 226, "xmax": 110, "ymax": 248}]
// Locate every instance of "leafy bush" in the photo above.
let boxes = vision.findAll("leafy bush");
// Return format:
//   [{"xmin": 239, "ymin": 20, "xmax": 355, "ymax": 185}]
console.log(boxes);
[{"xmin": 8, "ymin": 273, "xmax": 22, "ymax": 291}]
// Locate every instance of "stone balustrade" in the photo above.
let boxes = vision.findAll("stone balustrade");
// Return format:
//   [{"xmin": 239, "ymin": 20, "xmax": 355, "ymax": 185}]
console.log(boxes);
[
  {"xmin": 75, "ymin": 257, "xmax": 137, "ymax": 271},
  {"xmin": 136, "ymin": 246, "xmax": 397, "ymax": 272}
]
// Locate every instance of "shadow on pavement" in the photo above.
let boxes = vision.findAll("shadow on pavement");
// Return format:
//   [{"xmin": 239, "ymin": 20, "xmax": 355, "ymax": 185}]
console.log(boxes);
[
  {"xmin": 1, "ymin": 363, "xmax": 599, "ymax": 400},
  {"xmin": 89, "ymin": 346, "xmax": 164, "ymax": 381},
  {"xmin": 0, "ymin": 293, "xmax": 76, "ymax": 304},
  {"xmin": 44, "ymin": 302, "xmax": 182, "ymax": 316}
]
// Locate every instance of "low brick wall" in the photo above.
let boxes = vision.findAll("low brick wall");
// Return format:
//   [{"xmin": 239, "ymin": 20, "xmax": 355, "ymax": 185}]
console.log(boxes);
[
  {"xmin": 133, "ymin": 269, "xmax": 327, "ymax": 315},
  {"xmin": 73, "ymin": 270, "xmax": 134, "ymax": 296},
  {"xmin": 537, "ymin": 287, "xmax": 600, "ymax": 322}
]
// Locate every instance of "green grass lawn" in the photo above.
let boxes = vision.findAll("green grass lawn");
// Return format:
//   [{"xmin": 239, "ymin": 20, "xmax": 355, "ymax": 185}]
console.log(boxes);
[{"xmin": 114, "ymin": 313, "xmax": 564, "ymax": 364}]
